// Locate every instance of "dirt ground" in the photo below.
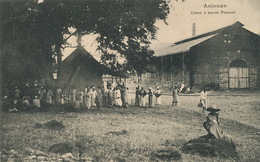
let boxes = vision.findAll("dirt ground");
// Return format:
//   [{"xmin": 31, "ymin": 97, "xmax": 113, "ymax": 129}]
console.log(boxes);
[{"xmin": 0, "ymin": 91, "xmax": 259, "ymax": 161}]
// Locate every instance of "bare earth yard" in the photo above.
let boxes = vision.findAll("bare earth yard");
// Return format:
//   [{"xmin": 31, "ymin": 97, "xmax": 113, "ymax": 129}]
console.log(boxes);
[{"xmin": 1, "ymin": 92, "xmax": 259, "ymax": 161}]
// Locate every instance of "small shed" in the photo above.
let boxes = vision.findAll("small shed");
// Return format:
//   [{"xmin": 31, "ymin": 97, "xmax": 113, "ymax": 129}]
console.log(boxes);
[{"xmin": 59, "ymin": 46, "xmax": 117, "ymax": 91}]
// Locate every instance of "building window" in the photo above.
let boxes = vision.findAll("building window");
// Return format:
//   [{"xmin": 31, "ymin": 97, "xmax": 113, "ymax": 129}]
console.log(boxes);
[{"xmin": 224, "ymin": 34, "xmax": 231, "ymax": 43}]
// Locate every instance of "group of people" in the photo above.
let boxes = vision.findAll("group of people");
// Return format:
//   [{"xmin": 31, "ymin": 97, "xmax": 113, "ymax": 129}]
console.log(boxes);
[
  {"xmin": 2, "ymin": 80, "xmax": 233, "ymax": 144},
  {"xmin": 1, "ymin": 80, "xmax": 134, "ymax": 112},
  {"xmin": 134, "ymin": 86, "xmax": 162, "ymax": 108},
  {"xmin": 2, "ymin": 80, "xmax": 47, "ymax": 112}
]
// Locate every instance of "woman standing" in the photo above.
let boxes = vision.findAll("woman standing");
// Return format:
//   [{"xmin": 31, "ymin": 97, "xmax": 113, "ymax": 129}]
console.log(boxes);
[
  {"xmin": 84, "ymin": 86, "xmax": 91, "ymax": 109},
  {"xmin": 172, "ymin": 86, "xmax": 178, "ymax": 106}
]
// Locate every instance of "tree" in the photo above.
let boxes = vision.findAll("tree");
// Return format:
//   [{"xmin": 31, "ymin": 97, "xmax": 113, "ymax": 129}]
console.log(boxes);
[{"xmin": 1, "ymin": 0, "xmax": 170, "ymax": 83}]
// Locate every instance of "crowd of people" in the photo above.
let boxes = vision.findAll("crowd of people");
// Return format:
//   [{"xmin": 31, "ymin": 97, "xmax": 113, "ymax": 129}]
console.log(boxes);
[
  {"xmin": 1, "ymin": 80, "xmax": 166, "ymax": 112},
  {"xmin": 1, "ymin": 80, "xmax": 132, "ymax": 112},
  {"xmin": 2, "ymin": 80, "xmax": 234, "ymax": 144}
]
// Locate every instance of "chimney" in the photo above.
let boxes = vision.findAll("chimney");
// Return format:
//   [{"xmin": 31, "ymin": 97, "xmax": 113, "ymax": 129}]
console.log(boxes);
[{"xmin": 192, "ymin": 23, "xmax": 196, "ymax": 36}]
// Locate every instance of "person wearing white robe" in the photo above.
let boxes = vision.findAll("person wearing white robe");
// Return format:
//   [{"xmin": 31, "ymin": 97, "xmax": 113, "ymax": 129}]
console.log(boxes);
[
  {"xmin": 90, "ymin": 87, "xmax": 97, "ymax": 107},
  {"xmin": 200, "ymin": 88, "xmax": 208, "ymax": 112},
  {"xmin": 115, "ymin": 87, "xmax": 122, "ymax": 107},
  {"xmin": 139, "ymin": 87, "xmax": 146, "ymax": 108},
  {"xmin": 84, "ymin": 87, "xmax": 91, "ymax": 109},
  {"xmin": 46, "ymin": 89, "xmax": 53, "ymax": 104},
  {"xmin": 154, "ymin": 87, "xmax": 162, "ymax": 105}
]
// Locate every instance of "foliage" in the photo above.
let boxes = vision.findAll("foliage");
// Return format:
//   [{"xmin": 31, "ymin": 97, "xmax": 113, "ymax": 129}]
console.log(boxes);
[{"xmin": 1, "ymin": 0, "xmax": 170, "ymax": 82}]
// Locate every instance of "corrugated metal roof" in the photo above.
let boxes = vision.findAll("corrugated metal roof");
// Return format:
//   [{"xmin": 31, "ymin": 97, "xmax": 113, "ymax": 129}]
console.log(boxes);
[{"xmin": 154, "ymin": 34, "xmax": 218, "ymax": 57}]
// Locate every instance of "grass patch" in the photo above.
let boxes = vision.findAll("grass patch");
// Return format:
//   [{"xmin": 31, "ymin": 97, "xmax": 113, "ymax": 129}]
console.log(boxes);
[{"xmin": 1, "ymin": 94, "xmax": 260, "ymax": 161}]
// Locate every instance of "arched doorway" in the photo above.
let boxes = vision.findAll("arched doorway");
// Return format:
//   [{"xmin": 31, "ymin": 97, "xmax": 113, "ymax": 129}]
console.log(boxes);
[{"xmin": 229, "ymin": 59, "xmax": 249, "ymax": 88}]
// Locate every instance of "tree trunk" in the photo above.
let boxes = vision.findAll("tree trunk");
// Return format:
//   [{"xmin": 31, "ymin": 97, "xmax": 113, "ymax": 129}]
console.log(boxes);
[{"xmin": 55, "ymin": 43, "xmax": 63, "ymax": 86}]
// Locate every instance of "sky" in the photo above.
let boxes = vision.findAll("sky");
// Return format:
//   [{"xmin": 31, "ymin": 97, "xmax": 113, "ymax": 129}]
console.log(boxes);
[
  {"xmin": 63, "ymin": 0, "xmax": 260, "ymax": 59},
  {"xmin": 150, "ymin": 0, "xmax": 260, "ymax": 49}
]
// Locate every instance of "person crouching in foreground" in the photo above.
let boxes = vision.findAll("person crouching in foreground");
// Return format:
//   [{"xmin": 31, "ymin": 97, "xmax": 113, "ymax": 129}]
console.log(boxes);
[{"xmin": 203, "ymin": 105, "xmax": 233, "ymax": 143}]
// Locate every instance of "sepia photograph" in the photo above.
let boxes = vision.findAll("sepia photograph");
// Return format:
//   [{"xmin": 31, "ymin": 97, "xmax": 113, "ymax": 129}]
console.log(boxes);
[{"xmin": 0, "ymin": 0, "xmax": 259, "ymax": 161}]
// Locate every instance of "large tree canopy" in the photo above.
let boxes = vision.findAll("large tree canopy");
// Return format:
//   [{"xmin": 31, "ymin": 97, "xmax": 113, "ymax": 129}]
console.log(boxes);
[{"xmin": 0, "ymin": 0, "xmax": 170, "ymax": 82}]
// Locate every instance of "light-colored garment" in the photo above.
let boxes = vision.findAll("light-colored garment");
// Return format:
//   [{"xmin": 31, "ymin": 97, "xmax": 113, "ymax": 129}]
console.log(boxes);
[
  {"xmin": 139, "ymin": 90, "xmax": 146, "ymax": 107},
  {"xmin": 78, "ymin": 92, "xmax": 84, "ymax": 105},
  {"xmin": 172, "ymin": 88, "xmax": 178, "ymax": 103},
  {"xmin": 22, "ymin": 99, "xmax": 30, "ymax": 106},
  {"xmin": 155, "ymin": 89, "xmax": 162, "ymax": 105},
  {"xmin": 90, "ymin": 89, "xmax": 97, "ymax": 107},
  {"xmin": 124, "ymin": 89, "xmax": 130, "ymax": 104},
  {"xmin": 204, "ymin": 113, "xmax": 233, "ymax": 143},
  {"xmin": 84, "ymin": 90, "xmax": 91, "ymax": 109},
  {"xmin": 140, "ymin": 95, "xmax": 145, "ymax": 107},
  {"xmin": 115, "ymin": 89, "xmax": 122, "ymax": 106},
  {"xmin": 200, "ymin": 91, "xmax": 208, "ymax": 108},
  {"xmin": 33, "ymin": 99, "xmax": 41, "ymax": 108},
  {"xmin": 96, "ymin": 89, "xmax": 103, "ymax": 107},
  {"xmin": 46, "ymin": 90, "xmax": 53, "ymax": 104}
]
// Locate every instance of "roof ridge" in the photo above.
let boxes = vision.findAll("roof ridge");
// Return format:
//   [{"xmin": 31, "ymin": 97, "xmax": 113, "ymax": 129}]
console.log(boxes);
[{"xmin": 172, "ymin": 21, "xmax": 243, "ymax": 46}]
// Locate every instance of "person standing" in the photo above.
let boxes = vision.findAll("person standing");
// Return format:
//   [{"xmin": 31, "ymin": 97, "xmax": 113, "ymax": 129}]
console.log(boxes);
[
  {"xmin": 172, "ymin": 86, "xmax": 178, "ymax": 106},
  {"xmin": 107, "ymin": 86, "xmax": 113, "ymax": 107},
  {"xmin": 96, "ymin": 86, "xmax": 103, "ymax": 109},
  {"xmin": 200, "ymin": 88, "xmax": 208, "ymax": 112},
  {"xmin": 124, "ymin": 87, "xmax": 130, "ymax": 108},
  {"xmin": 135, "ymin": 85, "xmax": 140, "ymax": 106},
  {"xmin": 154, "ymin": 87, "xmax": 162, "ymax": 105},
  {"xmin": 115, "ymin": 87, "xmax": 122, "ymax": 107},
  {"xmin": 46, "ymin": 89, "xmax": 54, "ymax": 104},
  {"xmin": 78, "ymin": 91, "xmax": 84, "ymax": 108},
  {"xmin": 55, "ymin": 88, "xmax": 62, "ymax": 105},
  {"xmin": 139, "ymin": 87, "xmax": 146, "ymax": 108},
  {"xmin": 84, "ymin": 86, "xmax": 91, "ymax": 109},
  {"xmin": 90, "ymin": 86, "xmax": 97, "ymax": 107},
  {"xmin": 148, "ymin": 87, "xmax": 155, "ymax": 108}
]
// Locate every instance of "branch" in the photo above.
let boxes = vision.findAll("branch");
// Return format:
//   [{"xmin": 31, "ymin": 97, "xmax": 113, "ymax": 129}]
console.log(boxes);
[{"xmin": 63, "ymin": 31, "xmax": 77, "ymax": 42}]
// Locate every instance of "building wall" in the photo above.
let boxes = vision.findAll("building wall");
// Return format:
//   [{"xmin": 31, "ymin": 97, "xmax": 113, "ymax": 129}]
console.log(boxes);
[
  {"xmin": 60, "ymin": 64, "xmax": 103, "ymax": 91},
  {"xmin": 190, "ymin": 28, "xmax": 260, "ymax": 89}
]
